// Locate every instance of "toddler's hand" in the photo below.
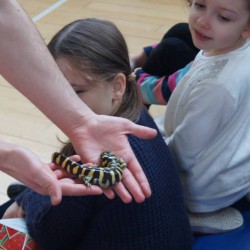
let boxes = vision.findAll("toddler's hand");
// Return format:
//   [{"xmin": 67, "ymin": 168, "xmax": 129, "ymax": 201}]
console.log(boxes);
[{"xmin": 3, "ymin": 202, "xmax": 25, "ymax": 219}]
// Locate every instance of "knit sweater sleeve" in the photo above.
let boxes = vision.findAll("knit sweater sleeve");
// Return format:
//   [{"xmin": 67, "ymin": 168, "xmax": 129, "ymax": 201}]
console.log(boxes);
[
  {"xmin": 135, "ymin": 63, "xmax": 192, "ymax": 105},
  {"xmin": 15, "ymin": 189, "xmax": 98, "ymax": 250}
]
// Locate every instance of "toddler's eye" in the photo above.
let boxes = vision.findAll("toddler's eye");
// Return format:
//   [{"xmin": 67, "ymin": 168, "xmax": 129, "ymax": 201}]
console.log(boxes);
[
  {"xmin": 75, "ymin": 90, "xmax": 85, "ymax": 95},
  {"xmin": 219, "ymin": 15, "xmax": 230, "ymax": 22},
  {"xmin": 194, "ymin": 2, "xmax": 205, "ymax": 9}
]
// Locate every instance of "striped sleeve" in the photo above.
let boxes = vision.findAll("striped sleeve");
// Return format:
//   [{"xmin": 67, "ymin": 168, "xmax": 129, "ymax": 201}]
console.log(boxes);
[{"xmin": 135, "ymin": 63, "xmax": 192, "ymax": 105}]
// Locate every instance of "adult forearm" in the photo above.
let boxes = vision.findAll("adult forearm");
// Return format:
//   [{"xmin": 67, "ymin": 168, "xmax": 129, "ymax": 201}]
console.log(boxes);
[
  {"xmin": 0, "ymin": 1, "xmax": 156, "ymax": 202},
  {"xmin": 0, "ymin": 0, "xmax": 94, "ymax": 135}
]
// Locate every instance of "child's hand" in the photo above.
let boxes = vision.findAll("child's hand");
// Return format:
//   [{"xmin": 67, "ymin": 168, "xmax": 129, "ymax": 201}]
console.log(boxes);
[{"xmin": 3, "ymin": 202, "xmax": 25, "ymax": 219}]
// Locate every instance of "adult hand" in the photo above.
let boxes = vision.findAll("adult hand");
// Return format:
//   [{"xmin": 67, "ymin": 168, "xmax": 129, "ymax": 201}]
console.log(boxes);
[
  {"xmin": 0, "ymin": 141, "xmax": 102, "ymax": 206},
  {"xmin": 66, "ymin": 114, "xmax": 157, "ymax": 203}
]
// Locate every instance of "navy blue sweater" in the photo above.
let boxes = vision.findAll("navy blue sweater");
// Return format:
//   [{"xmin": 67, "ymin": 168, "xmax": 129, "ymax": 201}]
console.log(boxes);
[{"xmin": 16, "ymin": 109, "xmax": 192, "ymax": 250}]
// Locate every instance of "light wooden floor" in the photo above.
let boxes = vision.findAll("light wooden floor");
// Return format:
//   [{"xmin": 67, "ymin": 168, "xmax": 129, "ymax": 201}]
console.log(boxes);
[{"xmin": 0, "ymin": 0, "xmax": 189, "ymax": 204}]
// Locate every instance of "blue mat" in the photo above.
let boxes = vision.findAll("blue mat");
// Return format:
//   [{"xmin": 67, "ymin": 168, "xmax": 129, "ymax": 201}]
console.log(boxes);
[{"xmin": 194, "ymin": 212, "xmax": 250, "ymax": 250}]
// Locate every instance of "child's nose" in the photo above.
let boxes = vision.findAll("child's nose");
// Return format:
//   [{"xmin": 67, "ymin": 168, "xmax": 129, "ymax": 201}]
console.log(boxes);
[{"xmin": 197, "ymin": 12, "xmax": 211, "ymax": 29}]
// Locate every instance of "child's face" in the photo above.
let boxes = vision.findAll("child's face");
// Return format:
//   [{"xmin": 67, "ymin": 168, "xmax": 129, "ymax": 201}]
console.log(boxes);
[
  {"xmin": 189, "ymin": 0, "xmax": 250, "ymax": 56},
  {"xmin": 57, "ymin": 57, "xmax": 117, "ymax": 115}
]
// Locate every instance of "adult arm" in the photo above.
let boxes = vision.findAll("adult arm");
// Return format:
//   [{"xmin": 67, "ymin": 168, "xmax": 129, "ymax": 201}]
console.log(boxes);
[
  {"xmin": 0, "ymin": 141, "xmax": 102, "ymax": 205},
  {"xmin": 0, "ymin": 0, "xmax": 156, "ymax": 203}
]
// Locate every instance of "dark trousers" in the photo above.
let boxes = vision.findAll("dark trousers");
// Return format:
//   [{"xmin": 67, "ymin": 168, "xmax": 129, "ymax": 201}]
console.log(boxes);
[{"xmin": 142, "ymin": 23, "xmax": 199, "ymax": 77}]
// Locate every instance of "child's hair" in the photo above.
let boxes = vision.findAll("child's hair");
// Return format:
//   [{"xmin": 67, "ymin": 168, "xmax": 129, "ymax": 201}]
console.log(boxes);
[
  {"xmin": 48, "ymin": 18, "xmax": 142, "ymax": 156},
  {"xmin": 48, "ymin": 18, "xmax": 142, "ymax": 121}
]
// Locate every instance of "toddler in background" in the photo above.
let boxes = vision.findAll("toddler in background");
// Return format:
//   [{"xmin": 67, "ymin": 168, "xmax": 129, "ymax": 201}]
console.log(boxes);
[{"xmin": 135, "ymin": 0, "xmax": 250, "ymax": 234}]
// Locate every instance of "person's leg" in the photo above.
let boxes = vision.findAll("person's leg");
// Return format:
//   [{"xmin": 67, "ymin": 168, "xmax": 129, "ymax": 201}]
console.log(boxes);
[
  {"xmin": 142, "ymin": 23, "xmax": 199, "ymax": 76},
  {"xmin": 232, "ymin": 196, "xmax": 250, "ymax": 211},
  {"xmin": 142, "ymin": 37, "xmax": 198, "ymax": 76},
  {"xmin": 162, "ymin": 22, "xmax": 198, "ymax": 52},
  {"xmin": 7, "ymin": 181, "xmax": 27, "ymax": 199},
  {"xmin": 132, "ymin": 22, "xmax": 199, "ymax": 76}
]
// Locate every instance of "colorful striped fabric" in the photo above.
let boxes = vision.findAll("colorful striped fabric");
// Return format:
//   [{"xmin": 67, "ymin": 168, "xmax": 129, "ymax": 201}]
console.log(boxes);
[{"xmin": 135, "ymin": 62, "xmax": 192, "ymax": 105}]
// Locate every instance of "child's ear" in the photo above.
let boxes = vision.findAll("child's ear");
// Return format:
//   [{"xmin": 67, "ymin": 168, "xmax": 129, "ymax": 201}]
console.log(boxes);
[
  {"xmin": 112, "ymin": 73, "xmax": 126, "ymax": 101},
  {"xmin": 242, "ymin": 25, "xmax": 250, "ymax": 38}
]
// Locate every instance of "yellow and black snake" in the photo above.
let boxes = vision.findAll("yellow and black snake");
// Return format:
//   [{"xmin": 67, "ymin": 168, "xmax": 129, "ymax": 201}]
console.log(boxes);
[{"xmin": 51, "ymin": 152, "xmax": 126, "ymax": 188}]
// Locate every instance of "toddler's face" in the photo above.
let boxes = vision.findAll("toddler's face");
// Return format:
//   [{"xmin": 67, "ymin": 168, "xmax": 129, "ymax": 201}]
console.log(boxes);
[
  {"xmin": 56, "ymin": 57, "xmax": 116, "ymax": 115},
  {"xmin": 189, "ymin": 0, "xmax": 250, "ymax": 56}
]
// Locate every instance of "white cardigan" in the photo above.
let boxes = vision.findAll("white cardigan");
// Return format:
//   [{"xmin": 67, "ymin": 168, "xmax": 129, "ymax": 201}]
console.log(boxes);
[{"xmin": 164, "ymin": 39, "xmax": 250, "ymax": 212}]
